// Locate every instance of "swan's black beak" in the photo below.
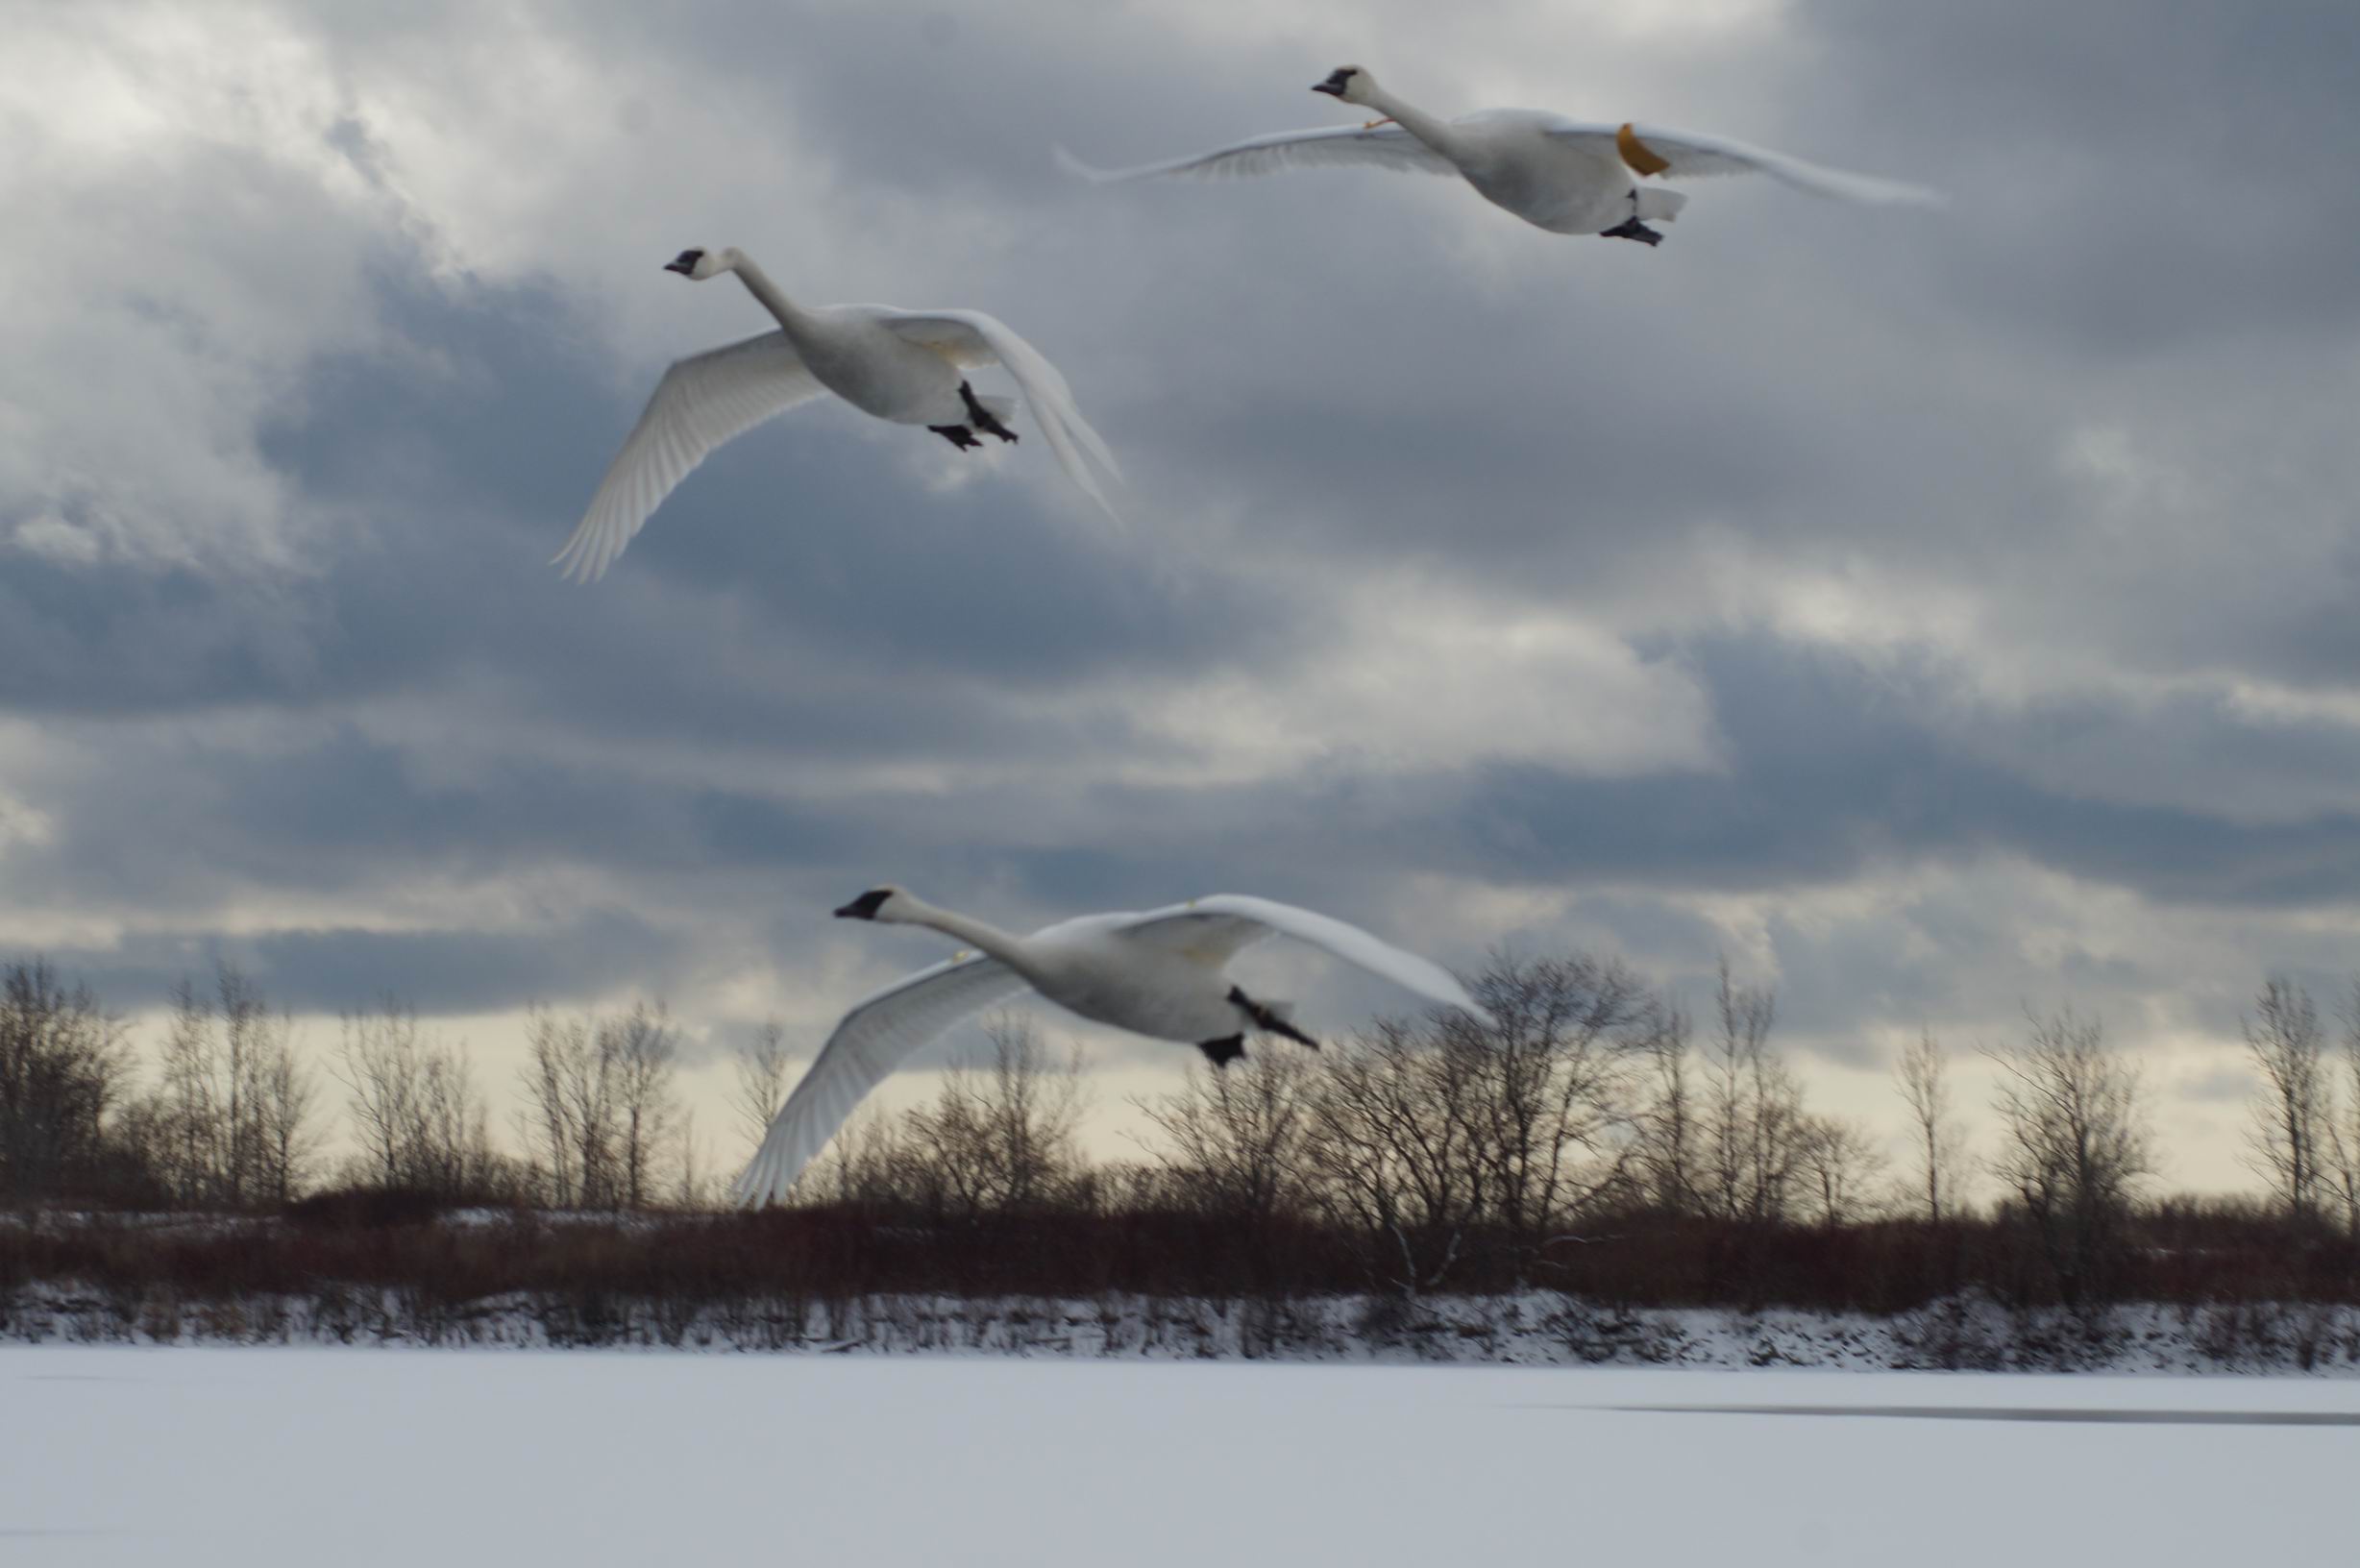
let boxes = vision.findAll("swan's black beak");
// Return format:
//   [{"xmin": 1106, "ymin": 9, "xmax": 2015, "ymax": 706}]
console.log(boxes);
[
  {"xmin": 663, "ymin": 249, "xmax": 704, "ymax": 277},
  {"xmin": 834, "ymin": 890, "xmax": 893, "ymax": 920},
  {"xmin": 1312, "ymin": 69, "xmax": 1353, "ymax": 97}
]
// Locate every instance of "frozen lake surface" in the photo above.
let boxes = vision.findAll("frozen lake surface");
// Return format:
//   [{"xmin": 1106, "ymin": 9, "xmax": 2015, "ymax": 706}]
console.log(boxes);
[{"xmin": 5, "ymin": 1345, "xmax": 2352, "ymax": 1565}]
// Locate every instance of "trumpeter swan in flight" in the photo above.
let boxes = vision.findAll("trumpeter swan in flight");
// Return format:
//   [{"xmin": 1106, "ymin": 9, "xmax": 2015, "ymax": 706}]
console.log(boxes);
[
  {"xmin": 1059, "ymin": 65, "xmax": 1937, "ymax": 246},
  {"xmin": 553, "ymin": 248, "xmax": 1122, "ymax": 582},
  {"xmin": 734, "ymin": 888, "xmax": 1492, "ymax": 1205}
]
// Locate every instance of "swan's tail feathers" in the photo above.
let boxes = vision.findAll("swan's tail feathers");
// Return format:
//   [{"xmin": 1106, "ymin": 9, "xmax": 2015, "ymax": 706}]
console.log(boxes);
[{"xmin": 1635, "ymin": 186, "xmax": 1688, "ymax": 224}]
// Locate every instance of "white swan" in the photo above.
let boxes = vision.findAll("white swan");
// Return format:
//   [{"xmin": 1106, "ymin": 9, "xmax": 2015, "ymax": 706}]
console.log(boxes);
[
  {"xmin": 1059, "ymin": 65, "xmax": 1938, "ymax": 246},
  {"xmin": 734, "ymin": 887, "xmax": 1493, "ymax": 1205},
  {"xmin": 553, "ymin": 248, "xmax": 1123, "ymax": 582}
]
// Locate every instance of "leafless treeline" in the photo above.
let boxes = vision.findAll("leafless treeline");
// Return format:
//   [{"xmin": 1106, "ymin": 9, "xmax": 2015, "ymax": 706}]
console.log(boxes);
[
  {"xmin": 0, "ymin": 963, "xmax": 322, "ymax": 1209},
  {"xmin": 753, "ymin": 955, "xmax": 2150, "ymax": 1306},
  {"xmin": 12, "ymin": 950, "xmax": 2360, "ymax": 1309},
  {"xmin": 514, "ymin": 1003, "xmax": 687, "ymax": 1210},
  {"xmin": 0, "ymin": 960, "xmax": 701, "ymax": 1213}
]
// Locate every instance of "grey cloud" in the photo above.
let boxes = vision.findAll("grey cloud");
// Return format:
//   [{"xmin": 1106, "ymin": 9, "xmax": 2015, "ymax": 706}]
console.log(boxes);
[
  {"xmin": 30, "ymin": 914, "xmax": 686, "ymax": 1020},
  {"xmin": 1423, "ymin": 637, "xmax": 2360, "ymax": 910},
  {"xmin": 2176, "ymin": 1064, "xmax": 2255, "ymax": 1108}
]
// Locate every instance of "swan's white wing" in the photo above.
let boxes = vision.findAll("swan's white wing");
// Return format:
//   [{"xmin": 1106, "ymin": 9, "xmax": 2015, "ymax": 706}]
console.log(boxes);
[
  {"xmin": 1113, "ymin": 895, "xmax": 1494, "ymax": 1023},
  {"xmin": 734, "ymin": 953, "xmax": 1031, "ymax": 1206},
  {"xmin": 1055, "ymin": 125, "xmax": 1456, "ymax": 184},
  {"xmin": 1540, "ymin": 118, "xmax": 1941, "ymax": 205},
  {"xmin": 876, "ymin": 309, "xmax": 1124, "ymax": 523},
  {"xmin": 553, "ymin": 331, "xmax": 826, "ymax": 583}
]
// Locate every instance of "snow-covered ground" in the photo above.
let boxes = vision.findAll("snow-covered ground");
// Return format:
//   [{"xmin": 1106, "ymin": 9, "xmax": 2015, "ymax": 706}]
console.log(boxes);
[{"xmin": 4, "ymin": 1346, "xmax": 2353, "ymax": 1565}]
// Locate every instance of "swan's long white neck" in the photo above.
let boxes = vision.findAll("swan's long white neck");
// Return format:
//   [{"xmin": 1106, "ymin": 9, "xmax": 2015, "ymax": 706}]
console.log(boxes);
[
  {"xmin": 1358, "ymin": 83, "xmax": 1458, "ymax": 157},
  {"xmin": 720, "ymin": 250, "xmax": 820, "ymax": 335},
  {"xmin": 890, "ymin": 896, "xmax": 1034, "ymax": 972}
]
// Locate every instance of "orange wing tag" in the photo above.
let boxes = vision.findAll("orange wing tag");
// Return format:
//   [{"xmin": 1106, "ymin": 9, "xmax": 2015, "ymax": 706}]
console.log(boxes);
[{"xmin": 1617, "ymin": 122, "xmax": 1672, "ymax": 177}]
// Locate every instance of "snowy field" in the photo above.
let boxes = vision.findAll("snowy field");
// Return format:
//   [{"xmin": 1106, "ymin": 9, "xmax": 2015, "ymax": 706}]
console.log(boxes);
[{"xmin": 5, "ymin": 1347, "xmax": 2353, "ymax": 1566}]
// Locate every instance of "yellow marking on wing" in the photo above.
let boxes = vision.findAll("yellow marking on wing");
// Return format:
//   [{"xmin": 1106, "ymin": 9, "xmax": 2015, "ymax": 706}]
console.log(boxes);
[{"xmin": 1617, "ymin": 122, "xmax": 1671, "ymax": 178}]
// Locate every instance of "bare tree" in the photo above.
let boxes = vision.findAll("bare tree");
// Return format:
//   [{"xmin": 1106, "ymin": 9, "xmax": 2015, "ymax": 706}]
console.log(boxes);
[
  {"xmin": 516, "ymin": 1011, "xmax": 614, "ymax": 1208},
  {"xmin": 338, "ymin": 998, "xmax": 424, "ymax": 1190},
  {"xmin": 1137, "ymin": 1046, "xmax": 1315, "ymax": 1230},
  {"xmin": 1795, "ymin": 1114, "xmax": 1888, "ymax": 1228},
  {"xmin": 727, "ymin": 1018, "xmax": 795, "ymax": 1153},
  {"xmin": 154, "ymin": 977, "xmax": 221, "ymax": 1204},
  {"xmin": 410, "ymin": 1044, "xmax": 498, "ymax": 1199},
  {"xmin": 1301, "ymin": 1016, "xmax": 1488, "ymax": 1295},
  {"xmin": 901, "ymin": 1015, "xmax": 1087, "ymax": 1217},
  {"xmin": 2328, "ymin": 979, "xmax": 2360, "ymax": 1240},
  {"xmin": 251, "ymin": 1015, "xmax": 320, "ymax": 1206},
  {"xmin": 675, "ymin": 1109, "xmax": 717, "ymax": 1210},
  {"xmin": 0, "ymin": 963, "xmax": 133, "ymax": 1205},
  {"xmin": 212, "ymin": 964, "xmax": 269, "ymax": 1207},
  {"xmin": 143, "ymin": 964, "xmax": 290, "ymax": 1208},
  {"xmin": 507, "ymin": 1003, "xmax": 679, "ymax": 1211},
  {"xmin": 1631, "ymin": 1007, "xmax": 1698, "ymax": 1214},
  {"xmin": 1699, "ymin": 959, "xmax": 1805, "ymax": 1226},
  {"xmin": 2244, "ymin": 976, "xmax": 2329, "ymax": 1226},
  {"xmin": 1455, "ymin": 953, "xmax": 1653, "ymax": 1257},
  {"xmin": 335, "ymin": 997, "xmax": 497, "ymax": 1199},
  {"xmin": 1895, "ymin": 1030, "xmax": 1964, "ymax": 1221},
  {"xmin": 799, "ymin": 1105, "xmax": 906, "ymax": 1207},
  {"xmin": 607, "ymin": 1003, "xmax": 679, "ymax": 1209},
  {"xmin": 1986, "ymin": 1007, "xmax": 2154, "ymax": 1306}
]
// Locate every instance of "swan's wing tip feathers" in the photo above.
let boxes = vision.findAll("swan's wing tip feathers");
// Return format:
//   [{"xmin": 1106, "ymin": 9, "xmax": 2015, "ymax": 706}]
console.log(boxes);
[
  {"xmin": 553, "ymin": 330, "xmax": 821, "ymax": 581},
  {"xmin": 1802, "ymin": 167, "xmax": 1945, "ymax": 206},
  {"xmin": 1052, "ymin": 144, "xmax": 1119, "ymax": 184},
  {"xmin": 549, "ymin": 539, "xmax": 609, "ymax": 584},
  {"xmin": 1051, "ymin": 126, "xmax": 1454, "ymax": 185}
]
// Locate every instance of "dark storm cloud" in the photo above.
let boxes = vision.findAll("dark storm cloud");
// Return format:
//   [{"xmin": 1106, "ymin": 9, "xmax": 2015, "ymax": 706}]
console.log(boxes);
[
  {"xmin": 1420, "ymin": 638, "xmax": 2360, "ymax": 910},
  {"xmin": 26, "ymin": 912, "xmax": 686, "ymax": 1018}
]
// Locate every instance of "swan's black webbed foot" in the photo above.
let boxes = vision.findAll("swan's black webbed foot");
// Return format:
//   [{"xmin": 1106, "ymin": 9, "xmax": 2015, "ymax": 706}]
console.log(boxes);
[
  {"xmin": 1228, "ymin": 986, "xmax": 1319, "ymax": 1050},
  {"xmin": 1197, "ymin": 1035, "xmax": 1246, "ymax": 1069},
  {"xmin": 1600, "ymin": 217, "xmax": 1664, "ymax": 247},
  {"xmin": 958, "ymin": 381, "xmax": 1019, "ymax": 445},
  {"xmin": 930, "ymin": 424, "xmax": 982, "ymax": 451}
]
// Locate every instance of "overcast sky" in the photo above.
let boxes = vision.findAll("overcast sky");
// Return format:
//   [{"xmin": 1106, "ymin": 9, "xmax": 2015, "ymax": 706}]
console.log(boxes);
[{"xmin": 6, "ymin": 0, "xmax": 2358, "ymax": 1192}]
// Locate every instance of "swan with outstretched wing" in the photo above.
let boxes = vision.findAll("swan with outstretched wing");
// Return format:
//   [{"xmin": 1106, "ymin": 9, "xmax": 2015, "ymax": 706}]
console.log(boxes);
[
  {"xmin": 735, "ymin": 888, "xmax": 1491, "ymax": 1205},
  {"xmin": 1061, "ymin": 65, "xmax": 1938, "ymax": 246},
  {"xmin": 554, "ymin": 248, "xmax": 1122, "ymax": 582}
]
